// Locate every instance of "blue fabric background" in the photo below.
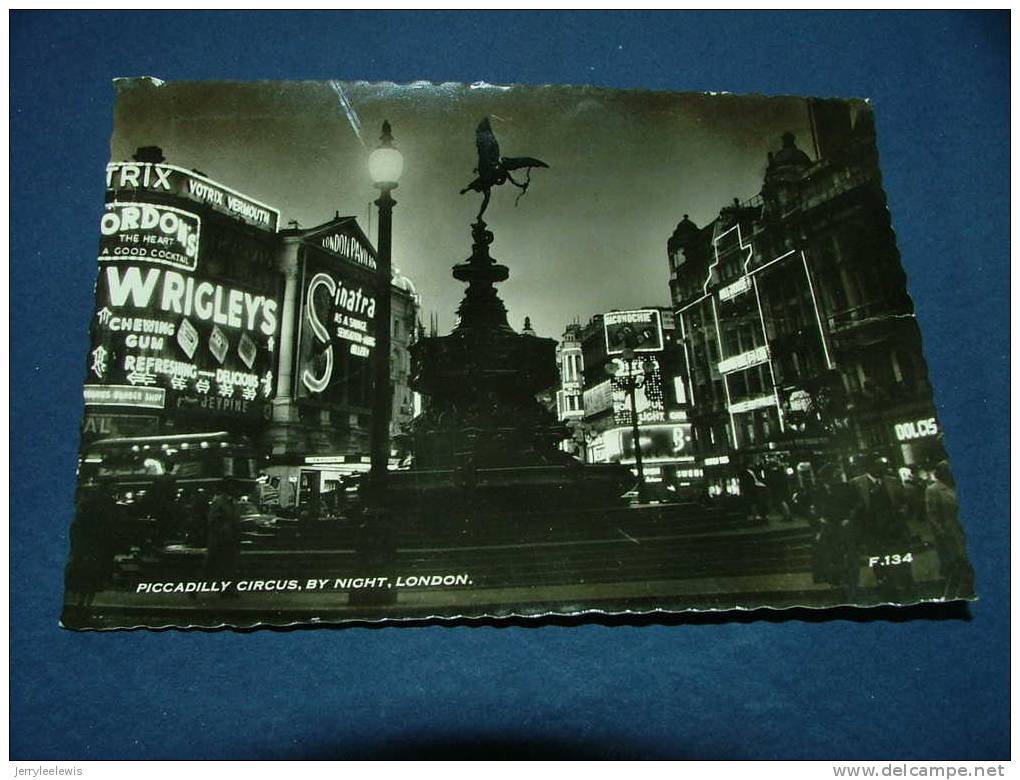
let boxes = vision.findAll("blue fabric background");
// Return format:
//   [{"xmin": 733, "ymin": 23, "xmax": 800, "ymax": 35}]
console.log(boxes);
[{"xmin": 10, "ymin": 11, "xmax": 1009, "ymax": 760}]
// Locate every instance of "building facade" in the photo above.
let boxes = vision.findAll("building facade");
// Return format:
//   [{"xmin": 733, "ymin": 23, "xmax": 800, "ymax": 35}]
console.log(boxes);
[
  {"xmin": 554, "ymin": 308, "xmax": 698, "ymax": 489},
  {"xmin": 554, "ymin": 322, "xmax": 585, "ymax": 424},
  {"xmin": 668, "ymin": 101, "xmax": 944, "ymax": 490},
  {"xmin": 263, "ymin": 216, "xmax": 421, "ymax": 504},
  {"xmin": 83, "ymin": 150, "xmax": 421, "ymax": 510},
  {"xmin": 85, "ymin": 152, "xmax": 284, "ymax": 445}
]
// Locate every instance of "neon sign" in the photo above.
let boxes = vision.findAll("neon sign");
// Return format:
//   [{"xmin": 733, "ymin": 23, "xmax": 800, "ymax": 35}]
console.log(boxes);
[
  {"xmin": 106, "ymin": 162, "xmax": 279, "ymax": 231},
  {"xmin": 99, "ymin": 203, "xmax": 200, "ymax": 272},
  {"xmin": 894, "ymin": 417, "xmax": 939, "ymax": 442},
  {"xmin": 604, "ymin": 310, "xmax": 664, "ymax": 355},
  {"xmin": 297, "ymin": 257, "xmax": 378, "ymax": 402}
]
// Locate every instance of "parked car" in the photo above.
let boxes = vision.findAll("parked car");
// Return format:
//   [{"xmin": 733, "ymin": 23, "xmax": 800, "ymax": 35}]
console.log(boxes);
[{"xmin": 236, "ymin": 501, "xmax": 279, "ymax": 532}]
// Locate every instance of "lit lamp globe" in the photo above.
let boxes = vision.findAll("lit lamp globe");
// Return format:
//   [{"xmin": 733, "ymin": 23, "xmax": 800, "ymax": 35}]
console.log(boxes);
[{"xmin": 369, "ymin": 121, "xmax": 403, "ymax": 189}]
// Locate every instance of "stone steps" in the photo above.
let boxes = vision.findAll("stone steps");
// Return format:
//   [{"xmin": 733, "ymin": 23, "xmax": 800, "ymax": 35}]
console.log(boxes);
[{"xmin": 118, "ymin": 523, "xmax": 816, "ymax": 590}]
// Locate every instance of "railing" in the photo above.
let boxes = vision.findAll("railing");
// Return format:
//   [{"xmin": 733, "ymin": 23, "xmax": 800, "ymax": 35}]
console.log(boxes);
[
  {"xmin": 846, "ymin": 379, "xmax": 933, "ymax": 409},
  {"xmin": 827, "ymin": 299, "xmax": 910, "ymax": 331}
]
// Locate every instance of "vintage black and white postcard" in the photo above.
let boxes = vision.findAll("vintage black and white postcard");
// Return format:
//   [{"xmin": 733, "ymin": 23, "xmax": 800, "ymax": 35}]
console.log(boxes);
[{"xmin": 62, "ymin": 79, "xmax": 975, "ymax": 629}]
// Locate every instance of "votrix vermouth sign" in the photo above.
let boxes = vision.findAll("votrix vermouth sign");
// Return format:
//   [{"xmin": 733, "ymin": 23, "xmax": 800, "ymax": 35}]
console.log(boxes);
[{"xmin": 106, "ymin": 161, "xmax": 280, "ymax": 232}]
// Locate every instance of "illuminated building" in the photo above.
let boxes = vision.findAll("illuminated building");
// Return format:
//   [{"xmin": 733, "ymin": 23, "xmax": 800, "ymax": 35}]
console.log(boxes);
[
  {"xmin": 555, "ymin": 308, "xmax": 698, "ymax": 486},
  {"xmin": 264, "ymin": 215, "xmax": 421, "ymax": 504},
  {"xmin": 668, "ymin": 100, "xmax": 944, "ymax": 480},
  {"xmin": 82, "ymin": 150, "xmax": 422, "ymax": 510},
  {"xmin": 83, "ymin": 148, "xmax": 283, "ymax": 443},
  {"xmin": 554, "ymin": 322, "xmax": 585, "ymax": 423}
]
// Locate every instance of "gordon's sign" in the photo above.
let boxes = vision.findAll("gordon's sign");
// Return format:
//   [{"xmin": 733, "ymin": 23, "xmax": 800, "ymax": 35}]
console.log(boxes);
[
  {"xmin": 106, "ymin": 161, "xmax": 279, "ymax": 232},
  {"xmin": 100, "ymin": 202, "xmax": 200, "ymax": 272}
]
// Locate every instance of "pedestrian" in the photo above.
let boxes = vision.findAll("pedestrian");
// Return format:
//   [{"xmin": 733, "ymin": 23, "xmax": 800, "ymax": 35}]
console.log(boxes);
[
  {"xmin": 140, "ymin": 472, "xmax": 179, "ymax": 553},
  {"xmin": 205, "ymin": 479, "xmax": 242, "ymax": 596},
  {"xmin": 925, "ymin": 461, "xmax": 974, "ymax": 595},
  {"xmin": 850, "ymin": 455, "xmax": 913, "ymax": 596},
  {"xmin": 186, "ymin": 489, "xmax": 210, "ymax": 547},
  {"xmin": 791, "ymin": 462, "xmax": 816, "ymax": 523},
  {"xmin": 810, "ymin": 464, "xmax": 860, "ymax": 599},
  {"xmin": 65, "ymin": 481, "xmax": 120, "ymax": 609},
  {"xmin": 735, "ymin": 455, "xmax": 767, "ymax": 525},
  {"xmin": 765, "ymin": 459, "xmax": 794, "ymax": 522},
  {"xmin": 901, "ymin": 464, "xmax": 927, "ymax": 529}
]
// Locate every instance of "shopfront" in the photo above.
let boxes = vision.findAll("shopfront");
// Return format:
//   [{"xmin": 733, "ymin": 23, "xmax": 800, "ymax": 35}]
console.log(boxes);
[
  {"xmin": 889, "ymin": 412, "xmax": 946, "ymax": 467},
  {"xmin": 600, "ymin": 422, "xmax": 698, "ymax": 489}
]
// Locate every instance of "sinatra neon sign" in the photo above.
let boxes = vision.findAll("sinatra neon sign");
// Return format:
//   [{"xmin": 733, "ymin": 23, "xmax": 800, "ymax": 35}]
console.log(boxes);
[{"xmin": 301, "ymin": 272, "xmax": 377, "ymax": 394}]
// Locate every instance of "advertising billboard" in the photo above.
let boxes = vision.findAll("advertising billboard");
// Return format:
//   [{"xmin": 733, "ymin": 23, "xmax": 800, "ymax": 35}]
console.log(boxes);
[
  {"xmin": 611, "ymin": 355, "xmax": 666, "ymax": 425},
  {"xmin": 603, "ymin": 309, "xmax": 663, "ymax": 355},
  {"xmin": 893, "ymin": 416, "xmax": 939, "ymax": 442},
  {"xmin": 99, "ymin": 202, "xmax": 201, "ymax": 272},
  {"xmin": 106, "ymin": 161, "xmax": 280, "ymax": 232},
  {"xmin": 80, "ymin": 413, "xmax": 160, "ymax": 439},
  {"xmin": 606, "ymin": 423, "xmax": 694, "ymax": 464},
  {"xmin": 317, "ymin": 227, "xmax": 377, "ymax": 271},
  {"xmin": 582, "ymin": 379, "xmax": 613, "ymax": 416},
  {"xmin": 85, "ymin": 201, "xmax": 282, "ymax": 421},
  {"xmin": 294, "ymin": 251, "xmax": 378, "ymax": 406}
]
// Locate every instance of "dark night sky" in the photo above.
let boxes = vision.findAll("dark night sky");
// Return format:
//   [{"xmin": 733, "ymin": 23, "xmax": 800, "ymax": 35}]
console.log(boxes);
[{"xmin": 109, "ymin": 79, "xmax": 813, "ymax": 338}]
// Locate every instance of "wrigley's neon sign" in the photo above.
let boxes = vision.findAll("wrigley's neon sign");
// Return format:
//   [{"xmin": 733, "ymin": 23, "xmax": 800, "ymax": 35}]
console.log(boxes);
[{"xmin": 103, "ymin": 265, "xmax": 278, "ymax": 336}]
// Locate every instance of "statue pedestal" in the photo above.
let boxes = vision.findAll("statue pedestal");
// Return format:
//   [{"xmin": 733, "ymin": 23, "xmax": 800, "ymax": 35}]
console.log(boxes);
[{"xmin": 391, "ymin": 221, "xmax": 633, "ymax": 511}]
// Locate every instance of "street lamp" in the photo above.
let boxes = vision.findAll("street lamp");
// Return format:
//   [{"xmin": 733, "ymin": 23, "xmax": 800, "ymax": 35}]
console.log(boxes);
[
  {"xmin": 607, "ymin": 347, "xmax": 655, "ymax": 503},
  {"xmin": 368, "ymin": 120, "xmax": 403, "ymax": 496}
]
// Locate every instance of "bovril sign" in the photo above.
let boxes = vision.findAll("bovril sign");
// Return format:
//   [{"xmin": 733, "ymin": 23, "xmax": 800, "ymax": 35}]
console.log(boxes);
[{"xmin": 893, "ymin": 417, "xmax": 939, "ymax": 442}]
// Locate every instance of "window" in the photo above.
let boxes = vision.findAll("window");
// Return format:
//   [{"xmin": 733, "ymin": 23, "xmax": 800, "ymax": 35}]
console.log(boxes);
[{"xmin": 673, "ymin": 376, "xmax": 687, "ymax": 405}]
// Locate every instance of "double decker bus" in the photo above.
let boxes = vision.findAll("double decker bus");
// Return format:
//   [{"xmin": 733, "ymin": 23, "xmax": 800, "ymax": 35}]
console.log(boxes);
[
  {"xmin": 76, "ymin": 432, "xmax": 261, "ymax": 548},
  {"xmin": 79, "ymin": 431, "xmax": 258, "ymax": 494}
]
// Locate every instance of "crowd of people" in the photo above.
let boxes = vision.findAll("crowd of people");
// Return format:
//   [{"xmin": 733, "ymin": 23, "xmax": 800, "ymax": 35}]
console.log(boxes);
[
  {"xmin": 728, "ymin": 451, "xmax": 973, "ymax": 598},
  {"xmin": 65, "ymin": 452, "xmax": 974, "ymax": 608},
  {"xmin": 64, "ymin": 477, "xmax": 245, "ymax": 608}
]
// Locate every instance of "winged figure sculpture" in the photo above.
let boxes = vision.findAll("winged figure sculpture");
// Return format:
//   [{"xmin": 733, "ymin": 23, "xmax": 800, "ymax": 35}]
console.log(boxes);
[{"xmin": 460, "ymin": 117, "xmax": 549, "ymax": 221}]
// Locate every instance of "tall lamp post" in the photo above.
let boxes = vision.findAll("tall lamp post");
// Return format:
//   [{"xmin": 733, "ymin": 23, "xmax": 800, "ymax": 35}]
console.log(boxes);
[
  {"xmin": 368, "ymin": 121, "xmax": 403, "ymax": 497},
  {"xmin": 607, "ymin": 347, "xmax": 655, "ymax": 503}
]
